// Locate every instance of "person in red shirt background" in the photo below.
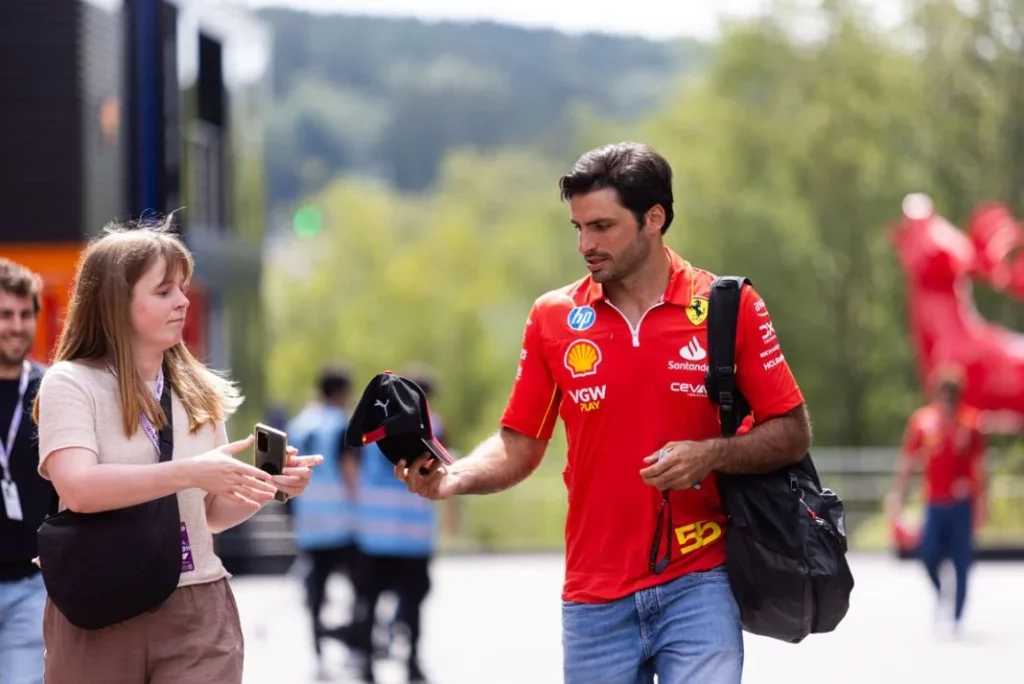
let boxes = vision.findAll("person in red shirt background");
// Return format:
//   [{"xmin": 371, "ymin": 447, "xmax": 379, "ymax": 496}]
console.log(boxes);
[
  {"xmin": 886, "ymin": 366, "xmax": 987, "ymax": 635},
  {"xmin": 396, "ymin": 142, "xmax": 811, "ymax": 684}
]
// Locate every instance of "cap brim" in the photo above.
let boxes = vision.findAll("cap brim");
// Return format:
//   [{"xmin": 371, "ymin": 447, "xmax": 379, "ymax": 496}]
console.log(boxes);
[{"xmin": 421, "ymin": 437, "xmax": 454, "ymax": 466}]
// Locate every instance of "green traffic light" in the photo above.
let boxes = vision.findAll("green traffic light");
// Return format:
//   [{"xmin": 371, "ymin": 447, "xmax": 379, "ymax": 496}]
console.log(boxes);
[{"xmin": 293, "ymin": 205, "xmax": 323, "ymax": 237}]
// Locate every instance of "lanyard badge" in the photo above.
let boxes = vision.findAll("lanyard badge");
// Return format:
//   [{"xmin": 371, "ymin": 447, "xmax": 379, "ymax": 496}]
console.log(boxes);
[{"xmin": 0, "ymin": 361, "xmax": 31, "ymax": 521}]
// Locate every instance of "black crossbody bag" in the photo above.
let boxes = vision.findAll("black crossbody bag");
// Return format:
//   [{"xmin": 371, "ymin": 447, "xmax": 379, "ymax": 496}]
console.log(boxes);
[
  {"xmin": 36, "ymin": 377, "xmax": 183, "ymax": 630},
  {"xmin": 705, "ymin": 276, "xmax": 854, "ymax": 643}
]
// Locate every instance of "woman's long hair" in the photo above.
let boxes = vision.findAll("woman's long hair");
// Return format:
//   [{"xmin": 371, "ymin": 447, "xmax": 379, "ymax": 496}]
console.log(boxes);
[{"xmin": 33, "ymin": 217, "xmax": 243, "ymax": 436}]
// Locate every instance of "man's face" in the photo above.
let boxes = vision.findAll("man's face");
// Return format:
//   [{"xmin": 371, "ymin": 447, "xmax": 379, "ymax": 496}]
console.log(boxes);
[
  {"xmin": 936, "ymin": 382, "xmax": 961, "ymax": 412},
  {"xmin": 570, "ymin": 188, "xmax": 663, "ymax": 284},
  {"xmin": 0, "ymin": 290, "xmax": 37, "ymax": 367}
]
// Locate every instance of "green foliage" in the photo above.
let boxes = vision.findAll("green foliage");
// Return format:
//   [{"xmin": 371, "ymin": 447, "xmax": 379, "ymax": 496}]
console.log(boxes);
[
  {"xmin": 264, "ymin": 0, "xmax": 1024, "ymax": 549},
  {"xmin": 266, "ymin": 0, "xmax": 1024, "ymax": 452},
  {"xmin": 258, "ymin": 9, "xmax": 707, "ymax": 204},
  {"xmin": 265, "ymin": 148, "xmax": 580, "ymax": 452},
  {"xmin": 642, "ymin": 7, "xmax": 932, "ymax": 446}
]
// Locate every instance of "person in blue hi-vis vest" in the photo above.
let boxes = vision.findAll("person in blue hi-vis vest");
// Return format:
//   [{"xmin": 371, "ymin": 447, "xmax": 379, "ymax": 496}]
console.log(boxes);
[
  {"xmin": 325, "ymin": 371, "xmax": 446, "ymax": 684},
  {"xmin": 286, "ymin": 366, "xmax": 361, "ymax": 679},
  {"xmin": 386, "ymin": 376, "xmax": 459, "ymax": 656}
]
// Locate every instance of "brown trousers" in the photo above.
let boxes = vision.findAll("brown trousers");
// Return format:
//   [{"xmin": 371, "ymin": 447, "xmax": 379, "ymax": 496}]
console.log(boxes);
[{"xmin": 42, "ymin": 578, "xmax": 244, "ymax": 684}]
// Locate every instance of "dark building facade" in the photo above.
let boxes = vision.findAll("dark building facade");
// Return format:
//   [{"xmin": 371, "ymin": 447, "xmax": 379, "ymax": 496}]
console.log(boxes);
[{"xmin": 0, "ymin": 0, "xmax": 272, "ymax": 433}]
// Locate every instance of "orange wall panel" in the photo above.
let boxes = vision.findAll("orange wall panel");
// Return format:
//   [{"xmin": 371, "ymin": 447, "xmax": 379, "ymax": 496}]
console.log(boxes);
[{"xmin": 1, "ymin": 243, "xmax": 208, "ymax": 364}]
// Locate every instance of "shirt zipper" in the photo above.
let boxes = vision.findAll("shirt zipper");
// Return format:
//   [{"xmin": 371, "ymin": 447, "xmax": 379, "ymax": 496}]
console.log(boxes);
[{"xmin": 604, "ymin": 299, "xmax": 665, "ymax": 347}]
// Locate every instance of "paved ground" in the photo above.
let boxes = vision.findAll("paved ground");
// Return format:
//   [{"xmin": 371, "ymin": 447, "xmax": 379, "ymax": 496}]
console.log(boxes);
[{"xmin": 233, "ymin": 553, "xmax": 1023, "ymax": 684}]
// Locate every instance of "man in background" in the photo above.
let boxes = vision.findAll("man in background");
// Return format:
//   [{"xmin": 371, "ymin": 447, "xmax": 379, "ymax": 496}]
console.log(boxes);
[
  {"xmin": 0, "ymin": 258, "xmax": 53, "ymax": 684},
  {"xmin": 887, "ymin": 365, "xmax": 987, "ymax": 636},
  {"xmin": 384, "ymin": 371, "xmax": 457, "ymax": 660},
  {"xmin": 329, "ymin": 369, "xmax": 445, "ymax": 684},
  {"xmin": 286, "ymin": 366, "xmax": 362, "ymax": 680}
]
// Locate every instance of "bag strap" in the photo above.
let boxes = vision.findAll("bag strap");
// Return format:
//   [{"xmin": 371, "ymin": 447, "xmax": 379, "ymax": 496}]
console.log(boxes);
[
  {"xmin": 24, "ymin": 365, "xmax": 61, "ymax": 518},
  {"xmin": 705, "ymin": 276, "xmax": 752, "ymax": 437},
  {"xmin": 46, "ymin": 370, "xmax": 174, "ymax": 515},
  {"xmin": 157, "ymin": 373, "xmax": 174, "ymax": 463},
  {"xmin": 706, "ymin": 279, "xmax": 823, "ymax": 487}
]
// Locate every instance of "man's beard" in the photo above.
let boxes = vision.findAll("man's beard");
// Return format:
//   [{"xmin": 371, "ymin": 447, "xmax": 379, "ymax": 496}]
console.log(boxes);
[
  {"xmin": 0, "ymin": 337, "xmax": 31, "ymax": 368},
  {"xmin": 596, "ymin": 234, "xmax": 651, "ymax": 284}
]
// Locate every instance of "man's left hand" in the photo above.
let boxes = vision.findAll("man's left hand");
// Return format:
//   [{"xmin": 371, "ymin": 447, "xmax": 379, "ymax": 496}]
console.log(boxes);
[{"xmin": 640, "ymin": 440, "xmax": 720, "ymax": 491}]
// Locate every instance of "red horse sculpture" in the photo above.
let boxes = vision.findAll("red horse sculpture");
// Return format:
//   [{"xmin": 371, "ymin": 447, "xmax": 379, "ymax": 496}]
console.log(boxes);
[
  {"xmin": 891, "ymin": 194, "xmax": 1024, "ymax": 434},
  {"xmin": 967, "ymin": 202, "xmax": 1024, "ymax": 300}
]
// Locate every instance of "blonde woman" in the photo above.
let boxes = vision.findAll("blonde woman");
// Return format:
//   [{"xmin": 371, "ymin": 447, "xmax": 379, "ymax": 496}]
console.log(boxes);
[{"xmin": 33, "ymin": 220, "xmax": 322, "ymax": 683}]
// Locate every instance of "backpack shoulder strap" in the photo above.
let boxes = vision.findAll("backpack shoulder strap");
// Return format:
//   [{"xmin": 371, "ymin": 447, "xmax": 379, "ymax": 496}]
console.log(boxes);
[
  {"xmin": 705, "ymin": 275, "xmax": 752, "ymax": 437},
  {"xmin": 705, "ymin": 278, "xmax": 822, "ymax": 484}
]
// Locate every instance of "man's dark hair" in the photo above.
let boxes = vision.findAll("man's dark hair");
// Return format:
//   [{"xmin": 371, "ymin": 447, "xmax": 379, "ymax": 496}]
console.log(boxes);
[
  {"xmin": 319, "ymin": 365, "xmax": 352, "ymax": 400},
  {"xmin": 558, "ymin": 142, "xmax": 675, "ymax": 235},
  {"xmin": 0, "ymin": 257, "xmax": 42, "ymax": 313}
]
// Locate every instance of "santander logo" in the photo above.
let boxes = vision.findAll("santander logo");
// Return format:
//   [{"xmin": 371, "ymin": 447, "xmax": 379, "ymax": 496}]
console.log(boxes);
[{"xmin": 679, "ymin": 337, "xmax": 707, "ymax": 362}]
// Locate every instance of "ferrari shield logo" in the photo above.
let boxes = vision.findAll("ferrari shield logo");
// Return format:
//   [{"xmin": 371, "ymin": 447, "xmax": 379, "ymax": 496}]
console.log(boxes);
[{"xmin": 686, "ymin": 297, "xmax": 708, "ymax": 326}]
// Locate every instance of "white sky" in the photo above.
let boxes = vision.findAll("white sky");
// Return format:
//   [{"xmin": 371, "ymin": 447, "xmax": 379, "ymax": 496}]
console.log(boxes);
[{"xmin": 233, "ymin": 0, "xmax": 873, "ymax": 41}]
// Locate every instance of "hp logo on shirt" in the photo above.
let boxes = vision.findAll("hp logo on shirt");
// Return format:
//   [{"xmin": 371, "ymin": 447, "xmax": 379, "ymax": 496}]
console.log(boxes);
[{"xmin": 567, "ymin": 306, "xmax": 597, "ymax": 332}]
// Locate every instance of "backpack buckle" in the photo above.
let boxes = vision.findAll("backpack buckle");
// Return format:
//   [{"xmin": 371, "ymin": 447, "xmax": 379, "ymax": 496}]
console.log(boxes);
[
  {"xmin": 719, "ymin": 393, "xmax": 733, "ymax": 412},
  {"xmin": 714, "ymin": 366, "xmax": 735, "ymax": 412}
]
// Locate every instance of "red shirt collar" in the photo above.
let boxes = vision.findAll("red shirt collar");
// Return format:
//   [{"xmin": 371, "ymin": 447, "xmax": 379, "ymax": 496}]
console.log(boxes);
[
  {"xmin": 926, "ymin": 402, "xmax": 975, "ymax": 428},
  {"xmin": 583, "ymin": 247, "xmax": 694, "ymax": 307}
]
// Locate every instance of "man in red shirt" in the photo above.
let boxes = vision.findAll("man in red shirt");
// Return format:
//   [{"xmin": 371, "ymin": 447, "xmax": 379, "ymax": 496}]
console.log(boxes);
[
  {"xmin": 887, "ymin": 366, "xmax": 987, "ymax": 635},
  {"xmin": 396, "ymin": 142, "xmax": 811, "ymax": 683}
]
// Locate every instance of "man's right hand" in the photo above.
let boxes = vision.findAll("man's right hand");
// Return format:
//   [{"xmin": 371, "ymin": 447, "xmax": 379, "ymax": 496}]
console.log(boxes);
[{"xmin": 395, "ymin": 453, "xmax": 462, "ymax": 500}]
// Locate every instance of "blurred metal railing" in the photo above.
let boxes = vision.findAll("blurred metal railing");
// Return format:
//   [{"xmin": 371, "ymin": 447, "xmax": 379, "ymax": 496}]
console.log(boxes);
[
  {"xmin": 443, "ymin": 447, "xmax": 1024, "ymax": 554},
  {"xmin": 217, "ymin": 447, "xmax": 1024, "ymax": 574}
]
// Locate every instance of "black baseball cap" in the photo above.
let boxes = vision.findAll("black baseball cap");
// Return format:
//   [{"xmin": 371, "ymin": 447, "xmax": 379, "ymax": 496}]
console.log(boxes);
[{"xmin": 347, "ymin": 371, "xmax": 454, "ymax": 468}]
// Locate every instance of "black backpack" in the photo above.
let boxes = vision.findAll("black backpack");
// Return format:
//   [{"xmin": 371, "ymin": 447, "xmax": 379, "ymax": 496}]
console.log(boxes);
[{"xmin": 705, "ymin": 276, "xmax": 854, "ymax": 644}]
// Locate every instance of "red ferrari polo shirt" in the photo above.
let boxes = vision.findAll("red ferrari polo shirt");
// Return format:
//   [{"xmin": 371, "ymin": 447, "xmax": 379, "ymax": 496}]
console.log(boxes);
[
  {"xmin": 500, "ymin": 248, "xmax": 805, "ymax": 603},
  {"xmin": 902, "ymin": 404, "xmax": 985, "ymax": 504}
]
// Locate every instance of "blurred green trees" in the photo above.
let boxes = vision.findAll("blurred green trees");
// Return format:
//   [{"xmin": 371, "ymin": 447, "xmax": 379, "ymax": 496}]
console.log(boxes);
[
  {"xmin": 260, "ymin": 0, "xmax": 1024, "ymax": 549},
  {"xmin": 268, "ymin": 0, "xmax": 1024, "ymax": 454},
  {"xmin": 259, "ymin": 9, "xmax": 704, "ymax": 204}
]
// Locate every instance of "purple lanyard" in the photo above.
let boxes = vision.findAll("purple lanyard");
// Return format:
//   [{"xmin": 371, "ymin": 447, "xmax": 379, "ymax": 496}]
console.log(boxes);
[{"xmin": 108, "ymin": 364, "xmax": 165, "ymax": 455}]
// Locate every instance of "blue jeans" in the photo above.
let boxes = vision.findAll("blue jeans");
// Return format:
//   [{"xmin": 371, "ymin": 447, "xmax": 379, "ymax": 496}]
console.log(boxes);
[
  {"xmin": 0, "ymin": 572, "xmax": 46, "ymax": 684},
  {"xmin": 919, "ymin": 500, "xmax": 973, "ymax": 621},
  {"xmin": 561, "ymin": 566, "xmax": 743, "ymax": 684}
]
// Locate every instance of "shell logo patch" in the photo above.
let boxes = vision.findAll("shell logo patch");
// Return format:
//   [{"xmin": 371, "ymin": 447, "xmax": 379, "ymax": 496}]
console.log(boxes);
[{"xmin": 564, "ymin": 340, "xmax": 602, "ymax": 378}]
